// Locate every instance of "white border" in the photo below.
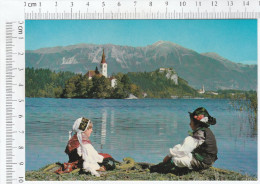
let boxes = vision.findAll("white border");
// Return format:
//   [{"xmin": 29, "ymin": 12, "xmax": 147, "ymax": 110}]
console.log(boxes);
[{"xmin": 0, "ymin": 0, "xmax": 259, "ymax": 183}]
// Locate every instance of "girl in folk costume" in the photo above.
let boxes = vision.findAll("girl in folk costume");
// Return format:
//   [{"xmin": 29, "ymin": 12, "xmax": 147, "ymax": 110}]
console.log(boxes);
[
  {"xmin": 55, "ymin": 117, "xmax": 115, "ymax": 177},
  {"xmin": 150, "ymin": 107, "xmax": 218, "ymax": 173}
]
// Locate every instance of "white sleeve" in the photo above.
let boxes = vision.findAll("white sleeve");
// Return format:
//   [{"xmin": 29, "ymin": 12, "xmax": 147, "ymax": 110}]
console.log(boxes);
[
  {"xmin": 77, "ymin": 146, "xmax": 82, "ymax": 157},
  {"xmin": 81, "ymin": 144, "xmax": 104, "ymax": 177},
  {"xmin": 169, "ymin": 136, "xmax": 205, "ymax": 158}
]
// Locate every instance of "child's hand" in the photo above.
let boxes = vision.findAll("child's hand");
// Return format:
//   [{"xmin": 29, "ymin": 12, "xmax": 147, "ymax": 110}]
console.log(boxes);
[{"xmin": 163, "ymin": 155, "xmax": 171, "ymax": 163}]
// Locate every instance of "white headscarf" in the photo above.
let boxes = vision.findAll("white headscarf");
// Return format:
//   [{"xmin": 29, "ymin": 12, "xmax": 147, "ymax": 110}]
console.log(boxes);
[
  {"xmin": 70, "ymin": 117, "xmax": 90, "ymax": 157},
  {"xmin": 70, "ymin": 117, "xmax": 102, "ymax": 177},
  {"xmin": 71, "ymin": 117, "xmax": 90, "ymax": 146}
]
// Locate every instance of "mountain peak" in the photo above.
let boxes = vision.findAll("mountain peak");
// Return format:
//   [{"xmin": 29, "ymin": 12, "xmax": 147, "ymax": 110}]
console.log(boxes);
[
  {"xmin": 153, "ymin": 40, "xmax": 167, "ymax": 46},
  {"xmin": 152, "ymin": 40, "xmax": 178, "ymax": 47}
]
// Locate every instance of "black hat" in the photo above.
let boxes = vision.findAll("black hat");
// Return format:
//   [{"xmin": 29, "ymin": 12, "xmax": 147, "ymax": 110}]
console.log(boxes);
[{"xmin": 189, "ymin": 107, "xmax": 216, "ymax": 126}]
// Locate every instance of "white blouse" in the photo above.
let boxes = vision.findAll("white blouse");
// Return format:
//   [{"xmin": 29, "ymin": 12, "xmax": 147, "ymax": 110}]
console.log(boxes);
[
  {"xmin": 77, "ymin": 143, "xmax": 104, "ymax": 177},
  {"xmin": 169, "ymin": 135, "xmax": 205, "ymax": 169}
]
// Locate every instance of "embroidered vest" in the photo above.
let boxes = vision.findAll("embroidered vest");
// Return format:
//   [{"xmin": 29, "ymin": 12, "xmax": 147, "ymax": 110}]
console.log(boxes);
[{"xmin": 192, "ymin": 127, "xmax": 218, "ymax": 165}]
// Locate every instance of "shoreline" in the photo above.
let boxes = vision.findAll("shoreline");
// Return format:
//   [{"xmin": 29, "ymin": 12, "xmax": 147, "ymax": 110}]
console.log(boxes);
[{"xmin": 25, "ymin": 96, "xmax": 236, "ymax": 100}]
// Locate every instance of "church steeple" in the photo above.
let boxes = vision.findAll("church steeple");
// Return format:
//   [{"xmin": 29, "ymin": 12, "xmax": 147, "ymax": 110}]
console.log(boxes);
[
  {"xmin": 101, "ymin": 48, "xmax": 106, "ymax": 64},
  {"xmin": 100, "ymin": 48, "xmax": 108, "ymax": 78}
]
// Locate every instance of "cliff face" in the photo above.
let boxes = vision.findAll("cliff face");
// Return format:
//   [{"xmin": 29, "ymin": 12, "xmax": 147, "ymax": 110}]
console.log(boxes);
[{"xmin": 26, "ymin": 41, "xmax": 257, "ymax": 90}]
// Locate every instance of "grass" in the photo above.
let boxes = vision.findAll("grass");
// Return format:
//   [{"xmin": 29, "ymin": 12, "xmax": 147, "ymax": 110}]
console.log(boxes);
[{"xmin": 26, "ymin": 158, "xmax": 257, "ymax": 181}]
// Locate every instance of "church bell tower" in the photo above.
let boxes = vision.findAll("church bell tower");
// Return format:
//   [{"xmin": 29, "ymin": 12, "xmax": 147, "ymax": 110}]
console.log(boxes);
[{"xmin": 100, "ymin": 49, "xmax": 107, "ymax": 78}]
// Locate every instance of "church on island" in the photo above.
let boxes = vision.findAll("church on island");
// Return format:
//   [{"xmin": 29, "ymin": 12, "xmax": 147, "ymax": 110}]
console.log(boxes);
[{"xmin": 85, "ymin": 49, "xmax": 117, "ymax": 88}]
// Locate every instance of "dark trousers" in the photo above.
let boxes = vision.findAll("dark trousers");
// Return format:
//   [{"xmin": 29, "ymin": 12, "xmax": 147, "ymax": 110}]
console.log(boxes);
[
  {"xmin": 98, "ymin": 157, "xmax": 116, "ymax": 171},
  {"xmin": 190, "ymin": 157, "xmax": 212, "ymax": 170},
  {"xmin": 150, "ymin": 158, "xmax": 212, "ymax": 174},
  {"xmin": 150, "ymin": 159, "xmax": 175, "ymax": 173}
]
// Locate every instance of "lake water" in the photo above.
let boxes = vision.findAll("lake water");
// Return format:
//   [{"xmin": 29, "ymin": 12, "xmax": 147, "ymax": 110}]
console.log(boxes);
[{"xmin": 26, "ymin": 98, "xmax": 257, "ymax": 177}]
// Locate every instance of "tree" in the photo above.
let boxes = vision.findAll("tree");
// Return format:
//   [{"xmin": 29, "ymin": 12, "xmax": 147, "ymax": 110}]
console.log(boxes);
[
  {"xmin": 111, "ymin": 80, "xmax": 126, "ymax": 98},
  {"xmin": 26, "ymin": 67, "xmax": 76, "ymax": 98},
  {"xmin": 78, "ymin": 76, "xmax": 93, "ymax": 98},
  {"xmin": 90, "ymin": 75, "xmax": 111, "ymax": 98},
  {"xmin": 62, "ymin": 75, "xmax": 82, "ymax": 98},
  {"xmin": 95, "ymin": 66, "xmax": 100, "ymax": 74}
]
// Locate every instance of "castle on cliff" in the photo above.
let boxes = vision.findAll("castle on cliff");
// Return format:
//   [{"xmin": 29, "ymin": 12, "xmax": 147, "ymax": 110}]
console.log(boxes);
[{"xmin": 159, "ymin": 68, "xmax": 178, "ymax": 85}]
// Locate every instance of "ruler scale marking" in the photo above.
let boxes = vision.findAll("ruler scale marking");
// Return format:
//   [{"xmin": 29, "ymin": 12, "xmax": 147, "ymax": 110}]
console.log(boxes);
[{"xmin": 4, "ymin": 19, "xmax": 25, "ymax": 184}]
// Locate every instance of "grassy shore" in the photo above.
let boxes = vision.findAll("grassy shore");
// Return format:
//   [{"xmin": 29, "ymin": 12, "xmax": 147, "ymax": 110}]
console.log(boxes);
[{"xmin": 26, "ymin": 158, "xmax": 256, "ymax": 181}]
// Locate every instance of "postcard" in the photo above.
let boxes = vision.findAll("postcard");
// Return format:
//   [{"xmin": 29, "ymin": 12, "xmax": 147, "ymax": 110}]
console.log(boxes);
[{"xmin": 24, "ymin": 19, "xmax": 257, "ymax": 182}]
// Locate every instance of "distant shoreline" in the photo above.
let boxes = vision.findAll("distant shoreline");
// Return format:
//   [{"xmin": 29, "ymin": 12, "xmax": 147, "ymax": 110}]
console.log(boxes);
[{"xmin": 24, "ymin": 96, "xmax": 240, "ymax": 100}]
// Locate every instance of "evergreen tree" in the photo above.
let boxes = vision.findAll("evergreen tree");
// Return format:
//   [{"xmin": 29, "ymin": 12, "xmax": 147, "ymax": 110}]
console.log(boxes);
[
  {"xmin": 25, "ymin": 67, "xmax": 75, "ymax": 98},
  {"xmin": 95, "ymin": 66, "xmax": 100, "ymax": 74}
]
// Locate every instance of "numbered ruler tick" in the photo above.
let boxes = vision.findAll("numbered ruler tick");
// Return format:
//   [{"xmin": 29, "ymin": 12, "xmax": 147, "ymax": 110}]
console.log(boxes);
[
  {"xmin": 24, "ymin": 0, "xmax": 260, "ymax": 19},
  {"xmin": 5, "ymin": 21, "xmax": 25, "ymax": 184}
]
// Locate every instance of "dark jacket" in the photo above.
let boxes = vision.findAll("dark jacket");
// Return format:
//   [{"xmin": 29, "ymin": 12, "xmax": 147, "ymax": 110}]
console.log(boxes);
[{"xmin": 192, "ymin": 127, "xmax": 218, "ymax": 165}]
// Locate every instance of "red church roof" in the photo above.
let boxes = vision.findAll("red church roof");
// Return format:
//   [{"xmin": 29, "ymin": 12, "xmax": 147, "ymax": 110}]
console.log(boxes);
[
  {"xmin": 86, "ymin": 70, "xmax": 96, "ymax": 78},
  {"xmin": 85, "ymin": 70, "xmax": 103, "ymax": 78}
]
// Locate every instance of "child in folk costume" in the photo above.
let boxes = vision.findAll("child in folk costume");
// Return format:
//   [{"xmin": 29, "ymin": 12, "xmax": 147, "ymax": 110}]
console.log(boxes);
[
  {"xmin": 55, "ymin": 117, "xmax": 115, "ymax": 177},
  {"xmin": 150, "ymin": 107, "xmax": 218, "ymax": 173}
]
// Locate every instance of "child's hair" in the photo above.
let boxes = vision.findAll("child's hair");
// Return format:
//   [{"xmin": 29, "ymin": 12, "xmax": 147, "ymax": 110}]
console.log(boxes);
[{"xmin": 87, "ymin": 122, "xmax": 93, "ymax": 130}]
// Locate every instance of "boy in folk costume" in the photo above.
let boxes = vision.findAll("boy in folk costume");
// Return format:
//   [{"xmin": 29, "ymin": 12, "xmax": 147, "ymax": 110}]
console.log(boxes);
[
  {"xmin": 150, "ymin": 107, "xmax": 218, "ymax": 173},
  {"xmin": 55, "ymin": 117, "xmax": 115, "ymax": 177}
]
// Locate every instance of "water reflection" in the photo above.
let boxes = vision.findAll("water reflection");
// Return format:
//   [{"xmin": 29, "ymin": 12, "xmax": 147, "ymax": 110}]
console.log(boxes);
[
  {"xmin": 100, "ymin": 109, "xmax": 107, "ymax": 149},
  {"xmin": 110, "ymin": 109, "xmax": 115, "ymax": 134}
]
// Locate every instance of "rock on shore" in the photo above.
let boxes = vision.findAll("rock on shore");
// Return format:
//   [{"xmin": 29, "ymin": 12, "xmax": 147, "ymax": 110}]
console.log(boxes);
[{"xmin": 26, "ymin": 157, "xmax": 256, "ymax": 181}]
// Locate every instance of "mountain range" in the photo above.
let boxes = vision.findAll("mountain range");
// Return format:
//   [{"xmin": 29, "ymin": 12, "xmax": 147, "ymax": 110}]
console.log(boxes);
[{"xmin": 26, "ymin": 41, "xmax": 257, "ymax": 90}]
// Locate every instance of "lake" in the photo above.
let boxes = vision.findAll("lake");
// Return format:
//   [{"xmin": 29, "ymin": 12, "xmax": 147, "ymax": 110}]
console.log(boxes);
[{"xmin": 25, "ymin": 98, "xmax": 257, "ymax": 177}]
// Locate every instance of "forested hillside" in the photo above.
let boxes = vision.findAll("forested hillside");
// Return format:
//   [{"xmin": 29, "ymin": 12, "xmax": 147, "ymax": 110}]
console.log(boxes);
[
  {"xmin": 127, "ymin": 70, "xmax": 198, "ymax": 98},
  {"xmin": 25, "ymin": 68, "xmax": 76, "ymax": 97}
]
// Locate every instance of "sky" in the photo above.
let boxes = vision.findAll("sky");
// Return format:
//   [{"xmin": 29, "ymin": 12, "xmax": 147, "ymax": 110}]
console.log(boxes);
[{"xmin": 26, "ymin": 20, "xmax": 257, "ymax": 64}]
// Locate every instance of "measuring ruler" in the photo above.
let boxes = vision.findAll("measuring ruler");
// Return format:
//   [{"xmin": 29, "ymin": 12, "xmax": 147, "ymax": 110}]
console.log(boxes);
[
  {"xmin": 1, "ymin": 2, "xmax": 25, "ymax": 184},
  {"xmin": 0, "ymin": 0, "xmax": 259, "ymax": 183},
  {"xmin": 5, "ymin": 21, "xmax": 25, "ymax": 184},
  {"xmin": 22, "ymin": 0, "xmax": 260, "ymax": 19}
]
